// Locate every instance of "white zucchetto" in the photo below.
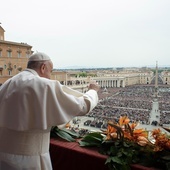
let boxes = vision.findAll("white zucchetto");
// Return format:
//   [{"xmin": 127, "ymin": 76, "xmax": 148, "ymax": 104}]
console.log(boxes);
[{"xmin": 28, "ymin": 52, "xmax": 51, "ymax": 61}]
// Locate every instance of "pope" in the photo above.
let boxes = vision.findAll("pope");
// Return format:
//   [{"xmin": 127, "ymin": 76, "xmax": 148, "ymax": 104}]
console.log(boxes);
[{"xmin": 0, "ymin": 52, "xmax": 100, "ymax": 170}]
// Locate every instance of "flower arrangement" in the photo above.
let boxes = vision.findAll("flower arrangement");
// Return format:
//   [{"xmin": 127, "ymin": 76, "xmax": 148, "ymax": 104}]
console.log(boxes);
[
  {"xmin": 79, "ymin": 116, "xmax": 170, "ymax": 170},
  {"xmin": 50, "ymin": 116, "xmax": 170, "ymax": 170}
]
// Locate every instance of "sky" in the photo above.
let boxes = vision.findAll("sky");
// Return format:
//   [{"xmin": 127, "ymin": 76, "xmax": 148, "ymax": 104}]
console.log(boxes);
[{"xmin": 1, "ymin": 0, "xmax": 170, "ymax": 69}]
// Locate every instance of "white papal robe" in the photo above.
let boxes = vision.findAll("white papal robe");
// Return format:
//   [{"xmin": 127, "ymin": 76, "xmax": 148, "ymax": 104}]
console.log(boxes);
[{"xmin": 0, "ymin": 69, "xmax": 98, "ymax": 170}]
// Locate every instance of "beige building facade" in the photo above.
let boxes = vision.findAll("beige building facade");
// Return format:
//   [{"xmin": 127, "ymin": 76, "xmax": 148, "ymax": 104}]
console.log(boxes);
[
  {"xmin": 51, "ymin": 69, "xmax": 155, "ymax": 92},
  {"xmin": 92, "ymin": 69, "xmax": 154, "ymax": 88},
  {"xmin": 0, "ymin": 25, "xmax": 33, "ymax": 84},
  {"xmin": 161, "ymin": 71, "xmax": 170, "ymax": 85}
]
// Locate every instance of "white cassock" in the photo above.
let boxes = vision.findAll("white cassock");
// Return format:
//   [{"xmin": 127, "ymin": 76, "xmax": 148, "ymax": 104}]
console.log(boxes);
[{"xmin": 0, "ymin": 69, "xmax": 99, "ymax": 170}]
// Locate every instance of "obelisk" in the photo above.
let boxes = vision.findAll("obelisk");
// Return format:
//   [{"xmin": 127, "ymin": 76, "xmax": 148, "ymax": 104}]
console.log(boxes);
[{"xmin": 149, "ymin": 61, "xmax": 160, "ymax": 126}]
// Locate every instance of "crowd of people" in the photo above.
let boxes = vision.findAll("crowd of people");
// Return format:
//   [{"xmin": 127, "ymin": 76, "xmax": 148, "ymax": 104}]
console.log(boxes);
[{"xmin": 87, "ymin": 85, "xmax": 170, "ymax": 126}]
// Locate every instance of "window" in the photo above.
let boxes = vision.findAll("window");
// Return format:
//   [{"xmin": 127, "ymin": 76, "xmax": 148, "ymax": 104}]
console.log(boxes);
[
  {"xmin": 7, "ymin": 62, "xmax": 13, "ymax": 71},
  {"xmin": 18, "ymin": 52, "xmax": 21, "ymax": 58},
  {"xmin": 17, "ymin": 48, "xmax": 22, "ymax": 58},
  {"xmin": 7, "ymin": 51, "xmax": 12, "ymax": 57},
  {"xmin": 26, "ymin": 50, "xmax": 31, "ymax": 58},
  {"xmin": 26, "ymin": 53, "xmax": 30, "ymax": 58},
  {"xmin": 0, "ymin": 49, "xmax": 2, "ymax": 57},
  {"xmin": 8, "ymin": 70, "xmax": 12, "ymax": 75},
  {"xmin": 4, "ymin": 65, "xmax": 6, "ymax": 69},
  {"xmin": 0, "ymin": 66, "xmax": 3, "ymax": 76}
]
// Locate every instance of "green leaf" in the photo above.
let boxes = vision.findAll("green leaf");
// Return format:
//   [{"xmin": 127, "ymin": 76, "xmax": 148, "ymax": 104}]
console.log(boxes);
[
  {"xmin": 51, "ymin": 126, "xmax": 59, "ymax": 131},
  {"xmin": 50, "ymin": 126, "xmax": 59, "ymax": 138},
  {"xmin": 111, "ymin": 156, "xmax": 123, "ymax": 164},
  {"xmin": 54, "ymin": 129, "xmax": 76, "ymax": 142},
  {"xmin": 105, "ymin": 156, "xmax": 112, "ymax": 164},
  {"xmin": 79, "ymin": 140, "xmax": 101, "ymax": 147},
  {"xmin": 61, "ymin": 128, "xmax": 80, "ymax": 138},
  {"xmin": 81, "ymin": 132, "xmax": 104, "ymax": 142},
  {"xmin": 50, "ymin": 126, "xmax": 80, "ymax": 141},
  {"xmin": 106, "ymin": 156, "xmax": 122, "ymax": 165},
  {"xmin": 79, "ymin": 132, "xmax": 104, "ymax": 146}
]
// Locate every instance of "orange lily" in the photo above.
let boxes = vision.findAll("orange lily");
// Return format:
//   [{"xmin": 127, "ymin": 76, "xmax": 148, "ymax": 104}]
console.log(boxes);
[
  {"xmin": 129, "ymin": 122, "xmax": 138, "ymax": 130},
  {"xmin": 137, "ymin": 136, "xmax": 149, "ymax": 146},
  {"xmin": 119, "ymin": 116, "xmax": 130, "ymax": 126},
  {"xmin": 106, "ymin": 122, "xmax": 117, "ymax": 140}
]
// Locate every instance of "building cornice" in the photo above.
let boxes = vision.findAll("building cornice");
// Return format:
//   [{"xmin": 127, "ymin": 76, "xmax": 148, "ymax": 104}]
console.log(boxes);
[{"xmin": 0, "ymin": 40, "xmax": 32, "ymax": 48}]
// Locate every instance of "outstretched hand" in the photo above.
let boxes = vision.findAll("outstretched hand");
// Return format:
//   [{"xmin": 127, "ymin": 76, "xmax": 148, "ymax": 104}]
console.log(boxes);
[{"xmin": 88, "ymin": 81, "xmax": 100, "ymax": 92}]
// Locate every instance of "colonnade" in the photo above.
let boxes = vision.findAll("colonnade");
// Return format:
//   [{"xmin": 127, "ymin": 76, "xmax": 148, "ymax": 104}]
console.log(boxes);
[
  {"xmin": 60, "ymin": 77, "xmax": 125, "ymax": 92},
  {"xmin": 96, "ymin": 79, "xmax": 125, "ymax": 88}
]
